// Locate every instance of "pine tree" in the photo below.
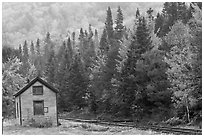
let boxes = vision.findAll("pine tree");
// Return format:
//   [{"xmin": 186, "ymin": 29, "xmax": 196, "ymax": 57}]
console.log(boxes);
[
  {"xmin": 88, "ymin": 24, "xmax": 94, "ymax": 40},
  {"xmin": 88, "ymin": 50, "xmax": 107, "ymax": 113},
  {"xmin": 158, "ymin": 2, "xmax": 190, "ymax": 37},
  {"xmin": 30, "ymin": 41, "xmax": 35, "ymax": 64},
  {"xmin": 21, "ymin": 40, "xmax": 30, "ymax": 76},
  {"xmin": 68, "ymin": 54, "xmax": 88, "ymax": 109},
  {"xmin": 117, "ymin": 39, "xmax": 140, "ymax": 116},
  {"xmin": 36, "ymin": 38, "xmax": 40, "ymax": 56},
  {"xmin": 30, "ymin": 41, "xmax": 35, "ymax": 55},
  {"xmin": 84, "ymin": 30, "xmax": 88, "ymax": 38},
  {"xmin": 134, "ymin": 8, "xmax": 141, "ymax": 32},
  {"xmin": 140, "ymin": 49, "xmax": 172, "ymax": 119},
  {"xmin": 105, "ymin": 6, "xmax": 114, "ymax": 41},
  {"xmin": 154, "ymin": 13, "xmax": 164, "ymax": 35},
  {"xmin": 117, "ymin": 15, "xmax": 152, "ymax": 116},
  {"xmin": 177, "ymin": 2, "xmax": 188, "ymax": 24},
  {"xmin": 23, "ymin": 40, "xmax": 29, "ymax": 62},
  {"xmin": 78, "ymin": 28, "xmax": 85, "ymax": 54},
  {"xmin": 94, "ymin": 29, "xmax": 99, "ymax": 54},
  {"xmin": 72, "ymin": 31, "xmax": 76, "ymax": 50},
  {"xmin": 136, "ymin": 17, "xmax": 152, "ymax": 52},
  {"xmin": 146, "ymin": 8, "xmax": 154, "ymax": 21},
  {"xmin": 192, "ymin": 2, "xmax": 202, "ymax": 10},
  {"xmin": 18, "ymin": 44, "xmax": 22, "ymax": 61},
  {"xmin": 44, "ymin": 32, "xmax": 53, "ymax": 63},
  {"xmin": 136, "ymin": 8, "xmax": 140, "ymax": 18},
  {"xmin": 35, "ymin": 38, "xmax": 42, "ymax": 76},
  {"xmin": 56, "ymin": 41, "xmax": 73, "ymax": 110},
  {"xmin": 99, "ymin": 28, "xmax": 109, "ymax": 55},
  {"xmin": 115, "ymin": 6, "xmax": 124, "ymax": 40},
  {"xmin": 67, "ymin": 37, "xmax": 73, "ymax": 59},
  {"xmin": 44, "ymin": 49, "xmax": 56, "ymax": 85}
]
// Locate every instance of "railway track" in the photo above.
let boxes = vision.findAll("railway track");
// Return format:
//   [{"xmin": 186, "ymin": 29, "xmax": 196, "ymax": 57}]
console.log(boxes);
[{"xmin": 62, "ymin": 118, "xmax": 202, "ymax": 135}]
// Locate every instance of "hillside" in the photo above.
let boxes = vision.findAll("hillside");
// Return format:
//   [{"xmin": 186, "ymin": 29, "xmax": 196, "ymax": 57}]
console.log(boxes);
[{"xmin": 2, "ymin": 2, "xmax": 163, "ymax": 48}]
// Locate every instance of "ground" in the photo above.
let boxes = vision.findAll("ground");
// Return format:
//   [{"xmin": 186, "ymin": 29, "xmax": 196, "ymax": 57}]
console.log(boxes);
[{"xmin": 3, "ymin": 119, "xmax": 167, "ymax": 135}]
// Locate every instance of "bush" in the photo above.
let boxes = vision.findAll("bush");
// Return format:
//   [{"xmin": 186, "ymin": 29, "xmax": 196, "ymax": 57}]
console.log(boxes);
[
  {"xmin": 165, "ymin": 117, "xmax": 183, "ymax": 126},
  {"xmin": 29, "ymin": 118, "xmax": 53, "ymax": 128}
]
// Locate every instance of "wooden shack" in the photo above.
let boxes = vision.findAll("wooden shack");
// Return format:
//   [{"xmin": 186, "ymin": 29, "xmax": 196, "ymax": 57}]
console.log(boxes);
[{"xmin": 13, "ymin": 77, "xmax": 58, "ymax": 126}]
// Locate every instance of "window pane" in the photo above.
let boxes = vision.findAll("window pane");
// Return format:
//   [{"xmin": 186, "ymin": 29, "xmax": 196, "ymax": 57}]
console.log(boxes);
[
  {"xmin": 33, "ymin": 101, "xmax": 44, "ymax": 115},
  {"xmin": 16, "ymin": 103, "xmax": 19, "ymax": 118},
  {"xmin": 33, "ymin": 86, "xmax": 43, "ymax": 95}
]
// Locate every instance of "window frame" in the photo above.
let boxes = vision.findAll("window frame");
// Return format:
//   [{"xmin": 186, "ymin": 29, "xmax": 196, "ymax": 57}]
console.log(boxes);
[
  {"xmin": 32, "ymin": 86, "xmax": 43, "ymax": 95},
  {"xmin": 33, "ymin": 100, "xmax": 44, "ymax": 115},
  {"xmin": 16, "ymin": 102, "xmax": 19, "ymax": 118}
]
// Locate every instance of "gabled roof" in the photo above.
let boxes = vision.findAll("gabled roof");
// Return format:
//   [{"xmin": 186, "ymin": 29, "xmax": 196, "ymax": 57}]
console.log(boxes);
[{"xmin": 14, "ymin": 76, "xmax": 58, "ymax": 97}]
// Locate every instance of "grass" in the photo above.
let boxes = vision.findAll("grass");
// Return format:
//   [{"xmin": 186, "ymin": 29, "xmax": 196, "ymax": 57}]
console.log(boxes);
[
  {"xmin": 59, "ymin": 109, "xmax": 97, "ymax": 120},
  {"xmin": 3, "ymin": 119, "xmax": 166, "ymax": 135}
]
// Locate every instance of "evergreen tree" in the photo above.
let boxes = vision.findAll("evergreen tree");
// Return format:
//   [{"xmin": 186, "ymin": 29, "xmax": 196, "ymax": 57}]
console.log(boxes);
[
  {"xmin": 146, "ymin": 8, "xmax": 154, "ymax": 21},
  {"xmin": 78, "ymin": 28, "xmax": 85, "ymax": 54},
  {"xmin": 35, "ymin": 38, "xmax": 43, "ymax": 76},
  {"xmin": 44, "ymin": 32, "xmax": 53, "ymax": 63},
  {"xmin": 56, "ymin": 41, "xmax": 73, "ymax": 110},
  {"xmin": 99, "ymin": 28, "xmax": 109, "ymax": 55},
  {"xmin": 105, "ymin": 6, "xmax": 114, "ymax": 41},
  {"xmin": 115, "ymin": 6, "xmax": 124, "ymax": 40},
  {"xmin": 36, "ymin": 38, "xmax": 40, "ymax": 56},
  {"xmin": 117, "ymin": 15, "xmax": 152, "ymax": 117},
  {"xmin": 136, "ymin": 8, "xmax": 140, "ymax": 18},
  {"xmin": 44, "ymin": 49, "xmax": 56, "ymax": 85},
  {"xmin": 23, "ymin": 40, "xmax": 29, "ymax": 62},
  {"xmin": 139, "ymin": 49, "xmax": 172, "ymax": 119},
  {"xmin": 18, "ymin": 44, "xmax": 22, "ymax": 61},
  {"xmin": 67, "ymin": 37, "xmax": 73, "ymax": 59},
  {"xmin": 136, "ymin": 17, "xmax": 152, "ymax": 52},
  {"xmin": 94, "ymin": 29, "xmax": 99, "ymax": 54},
  {"xmin": 30, "ymin": 41, "xmax": 35, "ymax": 64},
  {"xmin": 72, "ymin": 32, "xmax": 76, "ymax": 51},
  {"xmin": 158, "ymin": 2, "xmax": 191, "ymax": 37},
  {"xmin": 117, "ymin": 38, "xmax": 140, "ymax": 116},
  {"xmin": 192, "ymin": 2, "xmax": 202, "ymax": 10},
  {"xmin": 134, "ymin": 8, "xmax": 141, "ymax": 32},
  {"xmin": 68, "ymin": 54, "xmax": 88, "ymax": 109},
  {"xmin": 154, "ymin": 13, "xmax": 164, "ymax": 35},
  {"xmin": 84, "ymin": 30, "xmax": 88, "ymax": 38},
  {"xmin": 30, "ymin": 41, "xmax": 35, "ymax": 55},
  {"xmin": 88, "ymin": 24, "xmax": 94, "ymax": 40},
  {"xmin": 21, "ymin": 40, "xmax": 30, "ymax": 76},
  {"xmin": 177, "ymin": 2, "xmax": 189, "ymax": 24}
]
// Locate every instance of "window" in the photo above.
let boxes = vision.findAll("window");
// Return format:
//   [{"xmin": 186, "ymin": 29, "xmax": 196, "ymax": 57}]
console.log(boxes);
[
  {"xmin": 33, "ymin": 86, "xmax": 43, "ymax": 95},
  {"xmin": 16, "ymin": 102, "xmax": 19, "ymax": 118},
  {"xmin": 33, "ymin": 101, "xmax": 44, "ymax": 115}
]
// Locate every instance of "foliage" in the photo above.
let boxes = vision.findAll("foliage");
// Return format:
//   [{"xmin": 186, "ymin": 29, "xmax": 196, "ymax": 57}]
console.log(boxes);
[
  {"xmin": 2, "ymin": 57, "xmax": 26, "ymax": 117},
  {"xmin": 29, "ymin": 118, "xmax": 53, "ymax": 128},
  {"xmin": 2, "ymin": 4, "xmax": 202, "ymax": 126},
  {"xmin": 2, "ymin": 46, "xmax": 20, "ymax": 63},
  {"xmin": 115, "ymin": 6, "xmax": 124, "ymax": 40},
  {"xmin": 164, "ymin": 20, "xmax": 200, "ymax": 123},
  {"xmin": 105, "ymin": 6, "xmax": 114, "ymax": 40}
]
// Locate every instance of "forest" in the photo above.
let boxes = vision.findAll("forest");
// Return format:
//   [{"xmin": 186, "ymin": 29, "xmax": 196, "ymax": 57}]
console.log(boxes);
[{"xmin": 2, "ymin": 2, "xmax": 202, "ymax": 126}]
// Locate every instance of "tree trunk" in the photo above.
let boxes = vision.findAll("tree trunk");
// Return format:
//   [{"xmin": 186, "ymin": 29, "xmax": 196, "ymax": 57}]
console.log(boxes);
[
  {"xmin": 186, "ymin": 104, "xmax": 190, "ymax": 123},
  {"xmin": 185, "ymin": 96, "xmax": 190, "ymax": 123}
]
